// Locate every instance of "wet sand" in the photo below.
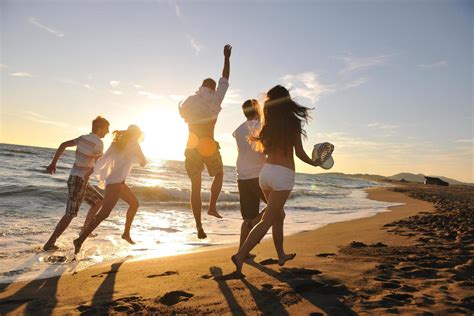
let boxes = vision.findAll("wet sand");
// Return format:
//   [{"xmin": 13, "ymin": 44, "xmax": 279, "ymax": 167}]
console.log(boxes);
[{"xmin": 0, "ymin": 185, "xmax": 472, "ymax": 315}]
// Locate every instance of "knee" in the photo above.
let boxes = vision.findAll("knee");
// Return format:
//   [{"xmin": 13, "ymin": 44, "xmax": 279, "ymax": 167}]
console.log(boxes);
[
  {"xmin": 215, "ymin": 170, "xmax": 224, "ymax": 179},
  {"xmin": 95, "ymin": 211, "xmax": 110, "ymax": 222},
  {"xmin": 130, "ymin": 200, "xmax": 139, "ymax": 210}
]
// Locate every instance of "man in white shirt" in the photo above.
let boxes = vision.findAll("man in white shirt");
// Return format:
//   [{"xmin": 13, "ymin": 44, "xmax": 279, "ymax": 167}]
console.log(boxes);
[
  {"xmin": 179, "ymin": 44, "xmax": 232, "ymax": 239},
  {"xmin": 233, "ymin": 99, "xmax": 266, "ymax": 252}
]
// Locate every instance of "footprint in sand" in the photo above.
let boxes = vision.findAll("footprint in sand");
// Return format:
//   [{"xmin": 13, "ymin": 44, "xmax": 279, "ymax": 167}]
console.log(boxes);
[
  {"xmin": 279, "ymin": 267, "xmax": 322, "ymax": 277},
  {"xmin": 147, "ymin": 271, "xmax": 178, "ymax": 278},
  {"xmin": 316, "ymin": 253, "xmax": 336, "ymax": 257},
  {"xmin": 44, "ymin": 255, "xmax": 68, "ymax": 264},
  {"xmin": 156, "ymin": 291, "xmax": 194, "ymax": 306}
]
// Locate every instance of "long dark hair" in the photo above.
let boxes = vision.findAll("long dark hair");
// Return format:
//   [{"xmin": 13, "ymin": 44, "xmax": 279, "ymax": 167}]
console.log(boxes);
[
  {"xmin": 112, "ymin": 125, "xmax": 143, "ymax": 151},
  {"xmin": 253, "ymin": 85, "xmax": 310, "ymax": 154}
]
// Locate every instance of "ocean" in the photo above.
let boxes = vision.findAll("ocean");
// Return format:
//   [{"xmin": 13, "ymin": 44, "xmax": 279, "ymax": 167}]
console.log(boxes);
[{"xmin": 0, "ymin": 143, "xmax": 399, "ymax": 284}]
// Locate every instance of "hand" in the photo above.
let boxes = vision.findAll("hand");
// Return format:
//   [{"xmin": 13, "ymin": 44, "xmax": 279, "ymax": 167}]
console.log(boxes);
[
  {"xmin": 313, "ymin": 158, "xmax": 322, "ymax": 167},
  {"xmin": 46, "ymin": 164, "xmax": 56, "ymax": 175},
  {"xmin": 223, "ymin": 44, "xmax": 232, "ymax": 58}
]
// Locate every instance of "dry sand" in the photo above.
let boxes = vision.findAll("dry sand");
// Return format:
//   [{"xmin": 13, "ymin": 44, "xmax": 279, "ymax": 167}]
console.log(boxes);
[{"xmin": 0, "ymin": 185, "xmax": 472, "ymax": 315}]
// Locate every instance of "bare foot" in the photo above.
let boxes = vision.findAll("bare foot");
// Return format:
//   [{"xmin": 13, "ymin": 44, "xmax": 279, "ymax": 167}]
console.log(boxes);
[
  {"xmin": 207, "ymin": 207, "xmax": 223, "ymax": 219},
  {"xmin": 197, "ymin": 228, "xmax": 207, "ymax": 239},
  {"xmin": 231, "ymin": 254, "xmax": 243, "ymax": 274},
  {"xmin": 278, "ymin": 253, "xmax": 296, "ymax": 266},
  {"xmin": 43, "ymin": 243, "xmax": 59, "ymax": 251},
  {"xmin": 73, "ymin": 239, "xmax": 82, "ymax": 255},
  {"xmin": 121, "ymin": 234, "xmax": 136, "ymax": 245}
]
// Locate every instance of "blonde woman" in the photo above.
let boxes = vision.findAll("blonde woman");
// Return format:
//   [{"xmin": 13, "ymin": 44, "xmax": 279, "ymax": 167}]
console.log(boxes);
[{"xmin": 73, "ymin": 125, "xmax": 146, "ymax": 254}]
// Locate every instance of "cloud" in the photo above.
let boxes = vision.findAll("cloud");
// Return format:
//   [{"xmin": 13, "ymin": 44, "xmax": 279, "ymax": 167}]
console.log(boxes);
[
  {"xmin": 222, "ymin": 89, "xmax": 243, "ymax": 107},
  {"xmin": 110, "ymin": 90, "xmax": 123, "ymax": 95},
  {"xmin": 339, "ymin": 55, "xmax": 390, "ymax": 73},
  {"xmin": 133, "ymin": 83, "xmax": 143, "ymax": 89},
  {"xmin": 23, "ymin": 111, "xmax": 69, "ymax": 128},
  {"xmin": 187, "ymin": 35, "xmax": 202, "ymax": 56},
  {"xmin": 83, "ymin": 84, "xmax": 92, "ymax": 89},
  {"xmin": 138, "ymin": 91, "xmax": 163, "ymax": 100},
  {"xmin": 455, "ymin": 139, "xmax": 473, "ymax": 144},
  {"xmin": 368, "ymin": 122, "xmax": 399, "ymax": 130},
  {"xmin": 418, "ymin": 60, "xmax": 448, "ymax": 68},
  {"xmin": 10, "ymin": 72, "xmax": 33, "ymax": 77},
  {"xmin": 0, "ymin": 64, "xmax": 8, "ymax": 69},
  {"xmin": 344, "ymin": 77, "xmax": 368, "ymax": 89},
  {"xmin": 282, "ymin": 72, "xmax": 335, "ymax": 104},
  {"xmin": 109, "ymin": 80, "xmax": 120, "ymax": 88},
  {"xmin": 175, "ymin": 3, "xmax": 182, "ymax": 19},
  {"xmin": 28, "ymin": 17, "xmax": 64, "ymax": 38}
]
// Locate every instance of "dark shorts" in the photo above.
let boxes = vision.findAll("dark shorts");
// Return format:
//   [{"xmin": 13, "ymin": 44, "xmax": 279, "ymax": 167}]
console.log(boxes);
[
  {"xmin": 66, "ymin": 175, "xmax": 104, "ymax": 217},
  {"xmin": 237, "ymin": 178, "xmax": 267, "ymax": 220},
  {"xmin": 185, "ymin": 141, "xmax": 223, "ymax": 177}
]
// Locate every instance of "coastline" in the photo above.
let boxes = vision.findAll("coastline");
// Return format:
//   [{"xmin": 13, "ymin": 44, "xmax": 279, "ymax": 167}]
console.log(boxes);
[{"xmin": 0, "ymin": 186, "xmax": 451, "ymax": 314}]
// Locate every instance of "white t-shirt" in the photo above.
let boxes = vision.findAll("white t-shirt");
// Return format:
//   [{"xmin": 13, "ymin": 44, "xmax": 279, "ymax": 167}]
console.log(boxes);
[
  {"xmin": 93, "ymin": 142, "xmax": 141, "ymax": 189},
  {"xmin": 233, "ymin": 120, "xmax": 265, "ymax": 180},
  {"xmin": 70, "ymin": 133, "xmax": 104, "ymax": 178},
  {"xmin": 179, "ymin": 77, "xmax": 229, "ymax": 124}
]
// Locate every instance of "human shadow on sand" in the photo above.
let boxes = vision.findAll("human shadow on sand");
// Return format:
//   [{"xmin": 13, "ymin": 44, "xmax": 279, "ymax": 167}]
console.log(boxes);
[
  {"xmin": 0, "ymin": 265, "xmax": 66, "ymax": 315},
  {"xmin": 246, "ymin": 260, "xmax": 357, "ymax": 315},
  {"xmin": 210, "ymin": 266, "xmax": 245, "ymax": 316},
  {"xmin": 76, "ymin": 261, "xmax": 124, "ymax": 314}
]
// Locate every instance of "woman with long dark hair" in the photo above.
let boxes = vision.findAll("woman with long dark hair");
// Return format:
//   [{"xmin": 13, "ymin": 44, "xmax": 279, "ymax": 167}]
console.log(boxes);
[
  {"xmin": 231, "ymin": 85, "xmax": 321, "ymax": 276},
  {"xmin": 73, "ymin": 125, "xmax": 146, "ymax": 254}
]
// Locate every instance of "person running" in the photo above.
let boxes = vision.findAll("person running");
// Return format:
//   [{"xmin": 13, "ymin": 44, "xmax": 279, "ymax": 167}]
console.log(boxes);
[
  {"xmin": 73, "ymin": 125, "xmax": 146, "ymax": 254},
  {"xmin": 43, "ymin": 116, "xmax": 109, "ymax": 251},
  {"xmin": 231, "ymin": 85, "xmax": 322, "ymax": 277},
  {"xmin": 233, "ymin": 99, "xmax": 266, "ymax": 254},
  {"xmin": 179, "ymin": 44, "xmax": 232, "ymax": 239}
]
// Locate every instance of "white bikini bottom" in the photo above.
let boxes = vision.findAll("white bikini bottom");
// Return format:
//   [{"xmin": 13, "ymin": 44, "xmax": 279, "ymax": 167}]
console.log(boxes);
[{"xmin": 259, "ymin": 163, "xmax": 295, "ymax": 191}]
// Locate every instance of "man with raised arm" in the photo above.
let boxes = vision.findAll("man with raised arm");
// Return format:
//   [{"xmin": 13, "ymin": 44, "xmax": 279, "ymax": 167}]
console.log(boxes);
[{"xmin": 179, "ymin": 44, "xmax": 232, "ymax": 239}]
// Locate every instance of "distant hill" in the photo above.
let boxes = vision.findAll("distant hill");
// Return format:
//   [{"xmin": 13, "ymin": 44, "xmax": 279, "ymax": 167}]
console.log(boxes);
[
  {"xmin": 388, "ymin": 173, "xmax": 468, "ymax": 185},
  {"xmin": 315, "ymin": 172, "xmax": 472, "ymax": 186}
]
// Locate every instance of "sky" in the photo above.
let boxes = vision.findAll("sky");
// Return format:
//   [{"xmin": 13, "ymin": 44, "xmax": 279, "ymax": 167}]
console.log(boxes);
[{"xmin": 1, "ymin": 0, "xmax": 473, "ymax": 182}]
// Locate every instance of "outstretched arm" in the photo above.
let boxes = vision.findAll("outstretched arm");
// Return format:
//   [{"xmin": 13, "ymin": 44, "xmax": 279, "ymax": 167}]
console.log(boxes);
[
  {"xmin": 222, "ymin": 44, "xmax": 232, "ymax": 80},
  {"xmin": 46, "ymin": 139, "xmax": 77, "ymax": 174},
  {"xmin": 295, "ymin": 133, "xmax": 320, "ymax": 167},
  {"xmin": 135, "ymin": 144, "xmax": 147, "ymax": 167}
]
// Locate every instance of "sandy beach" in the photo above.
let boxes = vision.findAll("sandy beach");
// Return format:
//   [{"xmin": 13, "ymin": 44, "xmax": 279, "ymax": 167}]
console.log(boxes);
[{"xmin": 0, "ymin": 184, "xmax": 472, "ymax": 315}]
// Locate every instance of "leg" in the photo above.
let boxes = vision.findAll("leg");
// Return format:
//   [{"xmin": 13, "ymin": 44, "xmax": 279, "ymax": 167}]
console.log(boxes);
[
  {"xmin": 190, "ymin": 174, "xmax": 206, "ymax": 239},
  {"xmin": 207, "ymin": 169, "xmax": 223, "ymax": 218},
  {"xmin": 43, "ymin": 214, "xmax": 74, "ymax": 251},
  {"xmin": 120, "ymin": 184, "xmax": 139, "ymax": 244},
  {"xmin": 232, "ymin": 190, "xmax": 291, "ymax": 274},
  {"xmin": 80, "ymin": 201, "xmax": 102, "ymax": 235},
  {"xmin": 272, "ymin": 209, "xmax": 295, "ymax": 266},
  {"xmin": 73, "ymin": 183, "xmax": 123, "ymax": 254}
]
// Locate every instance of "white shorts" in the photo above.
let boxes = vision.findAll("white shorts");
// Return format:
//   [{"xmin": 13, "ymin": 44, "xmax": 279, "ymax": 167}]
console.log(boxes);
[{"xmin": 259, "ymin": 163, "xmax": 295, "ymax": 191}]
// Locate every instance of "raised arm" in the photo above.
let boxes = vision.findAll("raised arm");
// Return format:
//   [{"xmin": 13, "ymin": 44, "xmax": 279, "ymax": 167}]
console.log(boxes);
[
  {"xmin": 46, "ymin": 139, "xmax": 77, "ymax": 174},
  {"xmin": 222, "ymin": 44, "xmax": 232, "ymax": 80},
  {"xmin": 294, "ymin": 133, "xmax": 320, "ymax": 167}
]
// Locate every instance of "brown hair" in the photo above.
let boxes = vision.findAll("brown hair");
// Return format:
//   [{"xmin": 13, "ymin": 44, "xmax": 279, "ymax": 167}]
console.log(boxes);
[
  {"xmin": 92, "ymin": 116, "xmax": 110, "ymax": 132},
  {"xmin": 252, "ymin": 85, "xmax": 310, "ymax": 154},
  {"xmin": 242, "ymin": 99, "xmax": 259, "ymax": 119},
  {"xmin": 112, "ymin": 125, "xmax": 143, "ymax": 151}
]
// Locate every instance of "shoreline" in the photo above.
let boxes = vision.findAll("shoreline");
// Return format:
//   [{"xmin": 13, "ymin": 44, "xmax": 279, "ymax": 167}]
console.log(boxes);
[{"xmin": 0, "ymin": 186, "xmax": 443, "ymax": 314}]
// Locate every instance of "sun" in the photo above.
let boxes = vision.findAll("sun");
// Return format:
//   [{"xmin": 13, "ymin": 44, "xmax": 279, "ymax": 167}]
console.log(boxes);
[{"xmin": 135, "ymin": 108, "xmax": 188, "ymax": 161}]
